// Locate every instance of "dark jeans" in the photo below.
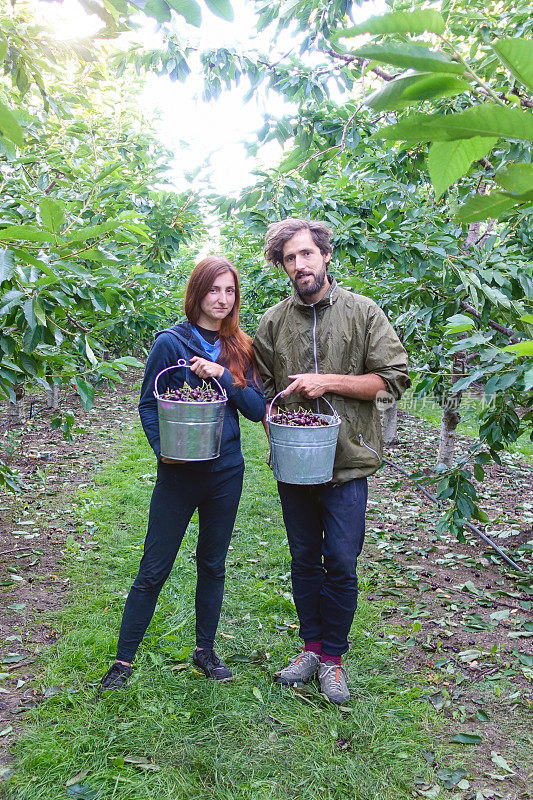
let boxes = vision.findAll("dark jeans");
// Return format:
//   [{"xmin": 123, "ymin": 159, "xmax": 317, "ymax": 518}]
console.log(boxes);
[
  {"xmin": 277, "ymin": 477, "xmax": 368, "ymax": 657},
  {"xmin": 116, "ymin": 461, "xmax": 244, "ymax": 662}
]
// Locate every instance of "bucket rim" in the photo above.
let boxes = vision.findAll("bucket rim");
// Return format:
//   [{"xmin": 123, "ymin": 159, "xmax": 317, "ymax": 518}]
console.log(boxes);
[
  {"xmin": 157, "ymin": 396, "xmax": 227, "ymax": 406},
  {"xmin": 154, "ymin": 360, "xmax": 227, "ymax": 402},
  {"xmin": 267, "ymin": 388, "xmax": 339, "ymax": 422},
  {"xmin": 268, "ymin": 415, "xmax": 340, "ymax": 429}
]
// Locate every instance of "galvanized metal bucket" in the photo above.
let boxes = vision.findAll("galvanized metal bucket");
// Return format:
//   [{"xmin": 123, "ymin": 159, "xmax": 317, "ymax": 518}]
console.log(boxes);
[
  {"xmin": 267, "ymin": 390, "xmax": 341, "ymax": 485},
  {"xmin": 153, "ymin": 360, "xmax": 227, "ymax": 461}
]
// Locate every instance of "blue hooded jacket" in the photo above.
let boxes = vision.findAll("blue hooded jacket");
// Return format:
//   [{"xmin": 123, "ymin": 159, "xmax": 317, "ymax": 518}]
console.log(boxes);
[{"xmin": 138, "ymin": 321, "xmax": 266, "ymax": 471}]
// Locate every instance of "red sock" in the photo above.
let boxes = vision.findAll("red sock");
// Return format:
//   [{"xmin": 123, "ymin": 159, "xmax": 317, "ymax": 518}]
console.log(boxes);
[
  {"xmin": 304, "ymin": 640, "xmax": 322, "ymax": 655},
  {"xmin": 321, "ymin": 653, "xmax": 342, "ymax": 665}
]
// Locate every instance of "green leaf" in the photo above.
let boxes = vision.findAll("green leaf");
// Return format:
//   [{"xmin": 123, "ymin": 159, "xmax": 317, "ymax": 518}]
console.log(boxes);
[
  {"xmin": 1, "ymin": 653, "xmax": 22, "ymax": 664},
  {"xmin": 0, "ymin": 100, "xmax": 24, "ymax": 148},
  {"xmin": 428, "ymin": 137, "xmax": 498, "ymax": 198},
  {"xmin": 0, "ymin": 289, "xmax": 25, "ymax": 316},
  {"xmin": 522, "ymin": 365, "xmax": 533, "ymax": 391},
  {"xmin": 32, "ymin": 299, "xmax": 46, "ymax": 326},
  {"xmin": 78, "ymin": 0, "xmax": 115, "ymax": 26},
  {"xmin": 352, "ymin": 43, "xmax": 464, "ymax": 74},
  {"xmin": 376, "ymin": 105, "xmax": 533, "ymax": 143},
  {"xmin": 444, "ymin": 313, "xmax": 475, "ymax": 334},
  {"xmin": 74, "ymin": 377, "xmax": 94, "ymax": 411},
  {"xmin": 66, "ymin": 784, "xmax": 98, "ymax": 800},
  {"xmin": 450, "ymin": 733, "xmax": 482, "ymax": 745},
  {"xmin": 484, "ymin": 372, "xmax": 519, "ymax": 396},
  {"xmin": 0, "ymin": 357, "xmax": 23, "ymax": 373},
  {"xmin": 39, "ymin": 198, "xmax": 65, "ymax": 234},
  {"xmin": 456, "ymin": 192, "xmax": 518, "ymax": 223},
  {"xmin": 85, "ymin": 337, "xmax": 97, "ymax": 366},
  {"xmin": 472, "ymin": 505, "xmax": 489, "ymax": 523},
  {"xmin": 339, "ymin": 10, "xmax": 445, "ymax": 37},
  {"xmin": 66, "ymin": 769, "xmax": 89, "ymax": 788},
  {"xmin": 0, "ymin": 36, "xmax": 7, "ymax": 63},
  {"xmin": 519, "ymin": 313, "xmax": 533, "ymax": 324},
  {"xmin": 69, "ymin": 219, "xmax": 123, "ymax": 243},
  {"xmin": 142, "ymin": 0, "xmax": 171, "ymax": 23},
  {"xmin": 23, "ymin": 298, "xmax": 36, "ymax": 330},
  {"xmin": 366, "ymin": 71, "xmax": 469, "ymax": 112},
  {"xmin": 437, "ymin": 767, "xmax": 468, "ymax": 789},
  {"xmin": 473, "ymin": 463, "xmax": 485, "ymax": 482},
  {"xmin": 492, "ymin": 38, "xmax": 533, "ymax": 92},
  {"xmin": 502, "ymin": 340, "xmax": 533, "ymax": 356},
  {"xmin": 167, "ymin": 0, "xmax": 202, "ymax": 26},
  {"xmin": 94, "ymin": 160, "xmax": 122, "ymax": 183},
  {"xmin": 0, "ymin": 225, "xmax": 52, "ymax": 243},
  {"xmin": 0, "ymin": 249, "xmax": 15, "ymax": 284},
  {"xmin": 113, "ymin": 355, "xmax": 144, "ymax": 367},
  {"xmin": 19, "ymin": 353, "xmax": 38, "ymax": 377},
  {"xmin": 494, "ymin": 162, "xmax": 533, "ymax": 195},
  {"xmin": 252, "ymin": 686, "xmax": 263, "ymax": 702},
  {"xmin": 22, "ymin": 323, "xmax": 42, "ymax": 353},
  {"xmin": 203, "ymin": 0, "xmax": 233, "ymax": 22},
  {"xmin": 491, "ymin": 751, "xmax": 515, "ymax": 774}
]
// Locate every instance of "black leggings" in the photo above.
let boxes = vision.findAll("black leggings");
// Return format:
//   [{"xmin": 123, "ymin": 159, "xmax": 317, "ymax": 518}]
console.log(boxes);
[{"xmin": 116, "ymin": 461, "xmax": 244, "ymax": 662}]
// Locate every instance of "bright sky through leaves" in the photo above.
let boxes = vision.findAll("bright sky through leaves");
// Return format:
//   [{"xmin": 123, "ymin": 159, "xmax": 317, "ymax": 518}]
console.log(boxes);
[{"xmin": 34, "ymin": 0, "xmax": 386, "ymax": 195}]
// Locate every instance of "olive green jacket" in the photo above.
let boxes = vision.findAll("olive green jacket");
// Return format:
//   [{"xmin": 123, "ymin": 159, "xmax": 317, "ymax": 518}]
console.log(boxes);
[{"xmin": 252, "ymin": 278, "xmax": 411, "ymax": 482}]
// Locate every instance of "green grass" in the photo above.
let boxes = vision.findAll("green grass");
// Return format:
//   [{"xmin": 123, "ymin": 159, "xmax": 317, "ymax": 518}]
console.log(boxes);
[
  {"xmin": 400, "ymin": 390, "xmax": 533, "ymax": 462},
  {"xmin": 6, "ymin": 421, "xmax": 440, "ymax": 800}
]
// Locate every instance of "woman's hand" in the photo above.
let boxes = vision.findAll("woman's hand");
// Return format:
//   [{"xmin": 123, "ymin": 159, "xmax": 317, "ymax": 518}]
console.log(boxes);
[{"xmin": 189, "ymin": 357, "xmax": 225, "ymax": 380}]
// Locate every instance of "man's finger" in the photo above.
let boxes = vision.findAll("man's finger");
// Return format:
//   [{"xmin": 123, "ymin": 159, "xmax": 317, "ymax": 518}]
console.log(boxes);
[{"xmin": 281, "ymin": 380, "xmax": 298, "ymax": 396}]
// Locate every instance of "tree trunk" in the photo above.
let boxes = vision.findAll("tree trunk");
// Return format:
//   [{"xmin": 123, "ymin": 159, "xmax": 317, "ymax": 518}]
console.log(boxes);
[
  {"xmin": 437, "ymin": 214, "xmax": 489, "ymax": 467},
  {"xmin": 381, "ymin": 400, "xmax": 399, "ymax": 447},
  {"xmin": 437, "ymin": 394, "xmax": 462, "ymax": 467},
  {"xmin": 47, "ymin": 385, "xmax": 59, "ymax": 410},
  {"xmin": 437, "ymin": 353, "xmax": 464, "ymax": 467},
  {"xmin": 8, "ymin": 383, "xmax": 25, "ymax": 426}
]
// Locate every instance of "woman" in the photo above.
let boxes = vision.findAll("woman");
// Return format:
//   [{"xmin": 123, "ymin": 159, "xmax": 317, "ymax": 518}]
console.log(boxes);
[{"xmin": 99, "ymin": 256, "xmax": 265, "ymax": 691}]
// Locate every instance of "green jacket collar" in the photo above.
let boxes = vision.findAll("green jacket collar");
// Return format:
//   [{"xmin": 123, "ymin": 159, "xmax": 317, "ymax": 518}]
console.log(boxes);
[{"xmin": 290, "ymin": 276, "xmax": 339, "ymax": 313}]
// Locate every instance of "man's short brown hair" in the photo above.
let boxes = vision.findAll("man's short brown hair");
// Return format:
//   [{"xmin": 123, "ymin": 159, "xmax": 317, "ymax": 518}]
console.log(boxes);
[{"xmin": 264, "ymin": 218, "xmax": 333, "ymax": 267}]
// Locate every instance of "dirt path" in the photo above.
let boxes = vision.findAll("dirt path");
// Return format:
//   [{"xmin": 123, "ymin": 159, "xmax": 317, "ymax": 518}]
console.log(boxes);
[{"xmin": 363, "ymin": 410, "xmax": 532, "ymax": 799}]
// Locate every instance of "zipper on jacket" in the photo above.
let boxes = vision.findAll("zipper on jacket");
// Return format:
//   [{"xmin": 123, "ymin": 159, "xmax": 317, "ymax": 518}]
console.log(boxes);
[{"xmin": 312, "ymin": 305, "xmax": 320, "ymax": 413}]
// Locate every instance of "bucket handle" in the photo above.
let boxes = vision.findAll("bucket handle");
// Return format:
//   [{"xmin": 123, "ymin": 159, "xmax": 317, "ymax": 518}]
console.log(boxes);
[
  {"xmin": 267, "ymin": 389, "xmax": 339, "ymax": 421},
  {"xmin": 153, "ymin": 359, "xmax": 227, "ymax": 400}
]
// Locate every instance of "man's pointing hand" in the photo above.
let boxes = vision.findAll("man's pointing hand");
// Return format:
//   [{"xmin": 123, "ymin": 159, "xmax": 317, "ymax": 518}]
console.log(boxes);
[{"xmin": 281, "ymin": 373, "xmax": 330, "ymax": 398}]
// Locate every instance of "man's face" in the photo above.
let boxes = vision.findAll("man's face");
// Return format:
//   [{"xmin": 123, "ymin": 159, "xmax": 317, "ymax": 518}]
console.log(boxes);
[{"xmin": 281, "ymin": 229, "xmax": 330, "ymax": 303}]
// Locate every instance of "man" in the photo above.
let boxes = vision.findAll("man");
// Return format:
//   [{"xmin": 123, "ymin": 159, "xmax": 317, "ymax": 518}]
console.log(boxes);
[{"xmin": 253, "ymin": 218, "xmax": 410, "ymax": 704}]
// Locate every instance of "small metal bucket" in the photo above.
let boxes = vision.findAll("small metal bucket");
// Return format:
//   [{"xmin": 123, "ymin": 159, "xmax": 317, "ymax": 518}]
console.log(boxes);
[
  {"xmin": 154, "ymin": 360, "xmax": 227, "ymax": 461},
  {"xmin": 267, "ymin": 390, "xmax": 341, "ymax": 484}
]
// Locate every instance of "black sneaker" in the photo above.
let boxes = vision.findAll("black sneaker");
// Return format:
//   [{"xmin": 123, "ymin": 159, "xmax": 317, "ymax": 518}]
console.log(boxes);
[
  {"xmin": 98, "ymin": 662, "xmax": 132, "ymax": 695},
  {"xmin": 192, "ymin": 648, "xmax": 234, "ymax": 682}
]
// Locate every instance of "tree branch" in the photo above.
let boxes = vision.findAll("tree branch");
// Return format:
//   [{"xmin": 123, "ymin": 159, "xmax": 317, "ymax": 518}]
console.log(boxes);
[
  {"xmin": 458, "ymin": 299, "xmax": 520, "ymax": 341},
  {"xmin": 505, "ymin": 88, "xmax": 533, "ymax": 110},
  {"xmin": 324, "ymin": 48, "xmax": 396, "ymax": 81}
]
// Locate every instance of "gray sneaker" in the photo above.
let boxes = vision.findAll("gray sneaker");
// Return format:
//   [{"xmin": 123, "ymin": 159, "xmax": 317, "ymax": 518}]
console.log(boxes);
[
  {"xmin": 317, "ymin": 661, "xmax": 350, "ymax": 704},
  {"xmin": 274, "ymin": 651, "xmax": 320, "ymax": 686}
]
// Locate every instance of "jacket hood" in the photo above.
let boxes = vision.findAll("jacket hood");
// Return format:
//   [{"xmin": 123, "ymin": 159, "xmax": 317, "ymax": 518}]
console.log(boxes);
[{"xmin": 155, "ymin": 321, "xmax": 208, "ymax": 360}]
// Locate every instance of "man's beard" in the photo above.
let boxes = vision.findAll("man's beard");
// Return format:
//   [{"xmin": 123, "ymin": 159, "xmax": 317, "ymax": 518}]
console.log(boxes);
[{"xmin": 293, "ymin": 263, "xmax": 328, "ymax": 299}]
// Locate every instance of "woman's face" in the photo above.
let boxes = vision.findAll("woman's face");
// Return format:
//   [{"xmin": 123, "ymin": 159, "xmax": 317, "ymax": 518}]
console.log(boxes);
[{"xmin": 197, "ymin": 270, "xmax": 236, "ymax": 330}]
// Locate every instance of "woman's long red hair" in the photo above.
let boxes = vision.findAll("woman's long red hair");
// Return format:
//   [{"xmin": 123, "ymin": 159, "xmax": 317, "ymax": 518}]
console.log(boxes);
[{"xmin": 184, "ymin": 256, "xmax": 257, "ymax": 388}]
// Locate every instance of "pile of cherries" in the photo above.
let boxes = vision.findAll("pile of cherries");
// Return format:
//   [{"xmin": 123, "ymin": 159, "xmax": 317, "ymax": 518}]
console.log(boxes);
[
  {"xmin": 162, "ymin": 381, "xmax": 224, "ymax": 403},
  {"xmin": 270, "ymin": 408, "xmax": 330, "ymax": 427}
]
